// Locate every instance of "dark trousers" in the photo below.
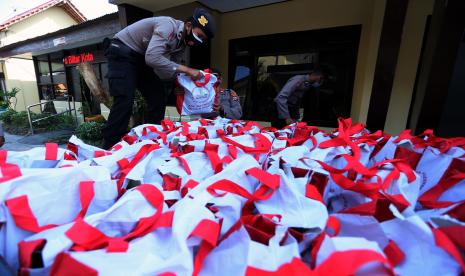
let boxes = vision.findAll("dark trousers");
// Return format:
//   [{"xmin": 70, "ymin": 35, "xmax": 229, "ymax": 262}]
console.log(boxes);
[{"xmin": 102, "ymin": 39, "xmax": 167, "ymax": 149}]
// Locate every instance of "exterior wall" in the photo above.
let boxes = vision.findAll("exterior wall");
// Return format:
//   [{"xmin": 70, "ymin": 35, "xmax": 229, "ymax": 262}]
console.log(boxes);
[
  {"xmin": 384, "ymin": 0, "xmax": 434, "ymax": 134},
  {"xmin": 3, "ymin": 55, "xmax": 40, "ymax": 112},
  {"xmin": 0, "ymin": 7, "xmax": 78, "ymax": 46},
  {"xmin": 212, "ymin": 0, "xmax": 385, "ymax": 125}
]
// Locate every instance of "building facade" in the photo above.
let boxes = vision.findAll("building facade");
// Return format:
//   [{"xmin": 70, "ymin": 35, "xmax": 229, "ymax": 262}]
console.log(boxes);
[
  {"xmin": 0, "ymin": 12, "xmax": 121, "ymax": 121},
  {"xmin": 110, "ymin": 0, "xmax": 465, "ymax": 136},
  {"xmin": 0, "ymin": 0, "xmax": 86, "ymax": 112}
]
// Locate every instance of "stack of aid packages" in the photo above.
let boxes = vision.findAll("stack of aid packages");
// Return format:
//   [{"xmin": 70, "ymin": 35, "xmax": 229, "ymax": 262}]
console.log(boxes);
[{"xmin": 0, "ymin": 117, "xmax": 464, "ymax": 276}]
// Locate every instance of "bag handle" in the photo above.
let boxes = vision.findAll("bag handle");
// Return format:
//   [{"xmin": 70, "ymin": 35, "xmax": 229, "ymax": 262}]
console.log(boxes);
[
  {"xmin": 5, "ymin": 181, "xmax": 95, "ymax": 233},
  {"xmin": 314, "ymin": 249, "xmax": 394, "ymax": 275},
  {"xmin": 65, "ymin": 184, "xmax": 170, "ymax": 253},
  {"xmin": 207, "ymin": 167, "xmax": 280, "ymax": 201},
  {"xmin": 191, "ymin": 219, "xmax": 221, "ymax": 276},
  {"xmin": 194, "ymin": 71, "xmax": 212, "ymax": 87}
]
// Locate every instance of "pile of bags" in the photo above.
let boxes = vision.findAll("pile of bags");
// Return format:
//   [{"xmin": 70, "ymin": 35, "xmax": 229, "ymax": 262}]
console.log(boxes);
[{"xmin": 0, "ymin": 117, "xmax": 464, "ymax": 275}]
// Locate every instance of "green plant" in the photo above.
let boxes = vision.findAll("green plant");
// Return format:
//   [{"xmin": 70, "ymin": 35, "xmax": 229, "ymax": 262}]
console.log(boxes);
[
  {"xmin": 32, "ymin": 113, "xmax": 75, "ymax": 131},
  {"xmin": 75, "ymin": 121, "xmax": 105, "ymax": 141},
  {"xmin": 10, "ymin": 111, "xmax": 30, "ymax": 126},
  {"xmin": 0, "ymin": 87, "xmax": 19, "ymax": 109},
  {"xmin": 0, "ymin": 109, "xmax": 17, "ymax": 124},
  {"xmin": 0, "ymin": 109, "xmax": 75, "ymax": 134}
]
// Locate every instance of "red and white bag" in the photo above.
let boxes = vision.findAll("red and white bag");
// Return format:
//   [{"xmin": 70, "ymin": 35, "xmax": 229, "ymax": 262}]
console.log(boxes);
[
  {"xmin": 0, "ymin": 144, "xmax": 66, "ymax": 168},
  {"xmin": 201, "ymin": 216, "xmax": 305, "ymax": 275},
  {"xmin": 0, "ymin": 166, "xmax": 117, "ymax": 270},
  {"xmin": 176, "ymin": 72, "xmax": 217, "ymax": 115},
  {"xmin": 255, "ymin": 167, "xmax": 328, "ymax": 230},
  {"xmin": 18, "ymin": 184, "xmax": 168, "ymax": 274},
  {"xmin": 381, "ymin": 215, "xmax": 462, "ymax": 275}
]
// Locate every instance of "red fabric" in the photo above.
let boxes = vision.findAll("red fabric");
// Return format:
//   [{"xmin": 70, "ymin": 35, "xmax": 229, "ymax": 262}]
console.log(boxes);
[
  {"xmin": 204, "ymin": 143, "xmax": 223, "ymax": 173},
  {"xmin": 0, "ymin": 150, "xmax": 7, "ymax": 164},
  {"xmin": 0, "ymin": 163, "xmax": 22, "ymax": 183},
  {"xmin": 291, "ymin": 167, "xmax": 309, "ymax": 178},
  {"xmin": 142, "ymin": 126, "xmax": 167, "ymax": 144},
  {"xmin": 116, "ymin": 144, "xmax": 159, "ymax": 192},
  {"xmin": 65, "ymin": 185, "xmax": 167, "ymax": 252},
  {"xmin": 5, "ymin": 181, "xmax": 95, "ymax": 233},
  {"xmin": 45, "ymin": 143, "xmax": 59, "ymax": 160},
  {"xmin": 50, "ymin": 252, "xmax": 98, "ymax": 276},
  {"xmin": 66, "ymin": 143, "xmax": 78, "ymax": 156},
  {"xmin": 314, "ymin": 249, "xmax": 394, "ymax": 276},
  {"xmin": 393, "ymin": 147, "xmax": 422, "ymax": 169},
  {"xmin": 243, "ymin": 215, "xmax": 277, "ymax": 245},
  {"xmin": 432, "ymin": 228, "xmax": 465, "ymax": 273},
  {"xmin": 162, "ymin": 174, "xmax": 181, "ymax": 191},
  {"xmin": 18, "ymin": 239, "xmax": 46, "ymax": 268},
  {"xmin": 438, "ymin": 225, "xmax": 465, "ymax": 250},
  {"xmin": 206, "ymin": 168, "xmax": 280, "ymax": 202},
  {"xmin": 194, "ymin": 72, "xmax": 212, "ymax": 87},
  {"xmin": 94, "ymin": 150, "xmax": 111, "ymax": 158},
  {"xmin": 181, "ymin": 179, "xmax": 199, "ymax": 197},
  {"xmin": 245, "ymin": 257, "xmax": 312, "ymax": 275},
  {"xmin": 175, "ymin": 155, "xmax": 192, "ymax": 175},
  {"xmin": 6, "ymin": 195, "xmax": 58, "ymax": 232},
  {"xmin": 191, "ymin": 219, "xmax": 220, "ymax": 276},
  {"xmin": 325, "ymin": 216, "xmax": 341, "ymax": 237},
  {"xmin": 383, "ymin": 240, "xmax": 405, "ymax": 267},
  {"xmin": 419, "ymin": 158, "xmax": 465, "ymax": 208},
  {"xmin": 305, "ymin": 184, "xmax": 324, "ymax": 204},
  {"xmin": 122, "ymin": 135, "xmax": 138, "ymax": 145}
]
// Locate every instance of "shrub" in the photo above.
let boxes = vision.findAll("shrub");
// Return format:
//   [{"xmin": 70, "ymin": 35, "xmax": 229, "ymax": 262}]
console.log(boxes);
[
  {"xmin": 75, "ymin": 121, "xmax": 105, "ymax": 141},
  {"xmin": 0, "ymin": 109, "xmax": 17, "ymax": 124},
  {"xmin": 10, "ymin": 111, "xmax": 30, "ymax": 126},
  {"xmin": 0, "ymin": 109, "xmax": 75, "ymax": 134}
]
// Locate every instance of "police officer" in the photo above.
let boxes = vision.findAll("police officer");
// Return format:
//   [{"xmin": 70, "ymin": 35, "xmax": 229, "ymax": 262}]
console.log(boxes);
[
  {"xmin": 271, "ymin": 70, "xmax": 325, "ymax": 128},
  {"xmin": 201, "ymin": 68, "xmax": 242, "ymax": 120},
  {"xmin": 103, "ymin": 8, "xmax": 216, "ymax": 149}
]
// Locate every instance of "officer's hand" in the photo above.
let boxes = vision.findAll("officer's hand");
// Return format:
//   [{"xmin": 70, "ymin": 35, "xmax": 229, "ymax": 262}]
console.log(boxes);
[
  {"xmin": 187, "ymin": 68, "xmax": 202, "ymax": 81},
  {"xmin": 230, "ymin": 91, "xmax": 238, "ymax": 98},
  {"xmin": 285, "ymin": 118, "xmax": 295, "ymax": 125}
]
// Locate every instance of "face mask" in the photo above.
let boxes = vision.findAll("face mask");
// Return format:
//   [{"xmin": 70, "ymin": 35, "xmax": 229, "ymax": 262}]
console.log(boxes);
[{"xmin": 186, "ymin": 29, "xmax": 203, "ymax": 46}]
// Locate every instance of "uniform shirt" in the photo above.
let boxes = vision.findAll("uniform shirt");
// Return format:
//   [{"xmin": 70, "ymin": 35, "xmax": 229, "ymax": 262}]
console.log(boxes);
[
  {"xmin": 202, "ymin": 89, "xmax": 242, "ymax": 120},
  {"xmin": 115, "ymin": 16, "xmax": 186, "ymax": 80},
  {"xmin": 274, "ymin": 75, "xmax": 312, "ymax": 119}
]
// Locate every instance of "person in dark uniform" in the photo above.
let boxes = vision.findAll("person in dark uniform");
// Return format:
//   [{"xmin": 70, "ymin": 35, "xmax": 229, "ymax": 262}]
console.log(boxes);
[
  {"xmin": 271, "ymin": 70, "xmax": 326, "ymax": 128},
  {"xmin": 201, "ymin": 68, "xmax": 242, "ymax": 120},
  {"xmin": 102, "ymin": 8, "xmax": 216, "ymax": 149}
]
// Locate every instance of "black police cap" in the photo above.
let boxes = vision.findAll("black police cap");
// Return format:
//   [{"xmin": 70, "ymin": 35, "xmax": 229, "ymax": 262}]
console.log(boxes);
[{"xmin": 190, "ymin": 8, "xmax": 216, "ymax": 39}]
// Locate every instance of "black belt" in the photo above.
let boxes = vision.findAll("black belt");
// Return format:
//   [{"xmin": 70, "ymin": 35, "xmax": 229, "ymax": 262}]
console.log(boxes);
[{"xmin": 109, "ymin": 38, "xmax": 143, "ymax": 59}]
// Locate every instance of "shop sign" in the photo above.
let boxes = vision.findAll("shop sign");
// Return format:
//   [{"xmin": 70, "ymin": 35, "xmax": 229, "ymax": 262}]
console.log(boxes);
[{"xmin": 63, "ymin": 52, "xmax": 94, "ymax": 65}]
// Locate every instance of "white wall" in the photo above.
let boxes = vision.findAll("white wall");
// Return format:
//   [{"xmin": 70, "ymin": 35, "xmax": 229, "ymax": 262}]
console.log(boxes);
[
  {"xmin": 4, "ymin": 55, "xmax": 40, "ymax": 111},
  {"xmin": 0, "ymin": 7, "xmax": 78, "ymax": 46}
]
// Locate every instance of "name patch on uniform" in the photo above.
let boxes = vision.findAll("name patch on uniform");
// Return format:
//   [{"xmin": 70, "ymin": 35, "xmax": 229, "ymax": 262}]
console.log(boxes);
[{"xmin": 198, "ymin": 16, "xmax": 208, "ymax": 27}]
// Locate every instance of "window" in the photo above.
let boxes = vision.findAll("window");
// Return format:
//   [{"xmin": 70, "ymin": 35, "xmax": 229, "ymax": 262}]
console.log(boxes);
[
  {"xmin": 35, "ymin": 53, "xmax": 68, "ymax": 100},
  {"xmin": 229, "ymin": 25, "xmax": 361, "ymax": 127}
]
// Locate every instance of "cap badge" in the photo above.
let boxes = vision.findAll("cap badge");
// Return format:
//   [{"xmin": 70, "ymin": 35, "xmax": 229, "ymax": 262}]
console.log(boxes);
[{"xmin": 198, "ymin": 15, "xmax": 208, "ymax": 27}]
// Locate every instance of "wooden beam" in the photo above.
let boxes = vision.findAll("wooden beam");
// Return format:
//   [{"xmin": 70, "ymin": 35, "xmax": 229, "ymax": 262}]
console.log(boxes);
[{"xmin": 366, "ymin": 0, "xmax": 409, "ymax": 131}]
